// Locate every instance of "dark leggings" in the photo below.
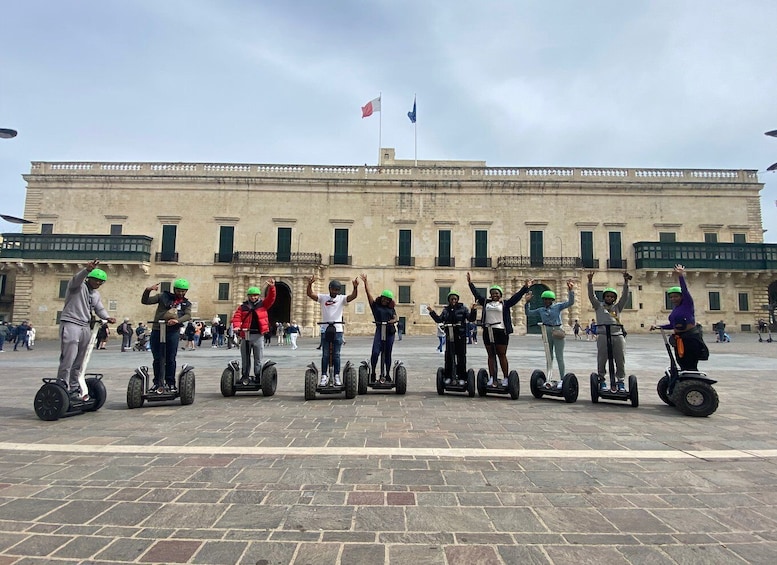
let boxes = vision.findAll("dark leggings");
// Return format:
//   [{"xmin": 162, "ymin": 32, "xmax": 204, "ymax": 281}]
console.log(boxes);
[
  {"xmin": 675, "ymin": 332, "xmax": 705, "ymax": 371},
  {"xmin": 445, "ymin": 335, "xmax": 468, "ymax": 380},
  {"xmin": 370, "ymin": 331, "xmax": 395, "ymax": 376}
]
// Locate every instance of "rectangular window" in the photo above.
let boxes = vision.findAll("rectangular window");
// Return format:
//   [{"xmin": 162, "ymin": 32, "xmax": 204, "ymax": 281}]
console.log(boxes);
[
  {"xmin": 277, "ymin": 227, "xmax": 292, "ymax": 262},
  {"xmin": 437, "ymin": 230, "xmax": 452, "ymax": 266},
  {"xmin": 704, "ymin": 233, "xmax": 718, "ymax": 244},
  {"xmin": 709, "ymin": 291, "xmax": 721, "ymax": 311},
  {"xmin": 59, "ymin": 280, "xmax": 68, "ymax": 299},
  {"xmin": 398, "ymin": 229, "xmax": 412, "ymax": 266},
  {"xmin": 110, "ymin": 224, "xmax": 123, "ymax": 236},
  {"xmin": 738, "ymin": 292, "xmax": 749, "ymax": 311},
  {"xmin": 161, "ymin": 224, "xmax": 177, "ymax": 261},
  {"xmin": 160, "ymin": 282, "xmax": 171, "ymax": 293},
  {"xmin": 608, "ymin": 231, "xmax": 623, "ymax": 268},
  {"xmin": 473, "ymin": 230, "xmax": 488, "ymax": 267},
  {"xmin": 398, "ymin": 285, "xmax": 411, "ymax": 304},
  {"xmin": 218, "ymin": 226, "xmax": 234, "ymax": 263},
  {"xmin": 333, "ymin": 228, "xmax": 349, "ymax": 264},
  {"xmin": 580, "ymin": 231, "xmax": 594, "ymax": 269},
  {"xmin": 218, "ymin": 282, "xmax": 230, "ymax": 301},
  {"xmin": 41, "ymin": 223, "xmax": 53, "ymax": 235},
  {"xmin": 733, "ymin": 233, "xmax": 747, "ymax": 243},
  {"xmin": 438, "ymin": 286, "xmax": 451, "ymax": 305},
  {"xmin": 530, "ymin": 230, "xmax": 544, "ymax": 267},
  {"xmin": 659, "ymin": 232, "xmax": 676, "ymax": 243}
]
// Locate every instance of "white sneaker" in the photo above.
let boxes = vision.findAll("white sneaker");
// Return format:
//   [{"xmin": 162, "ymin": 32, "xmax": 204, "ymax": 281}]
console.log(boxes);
[
  {"xmin": 486, "ymin": 377, "xmax": 494, "ymax": 387},
  {"xmin": 334, "ymin": 374, "xmax": 342, "ymax": 386},
  {"xmin": 458, "ymin": 379, "xmax": 466, "ymax": 386},
  {"xmin": 557, "ymin": 381, "xmax": 563, "ymax": 390},
  {"xmin": 444, "ymin": 378, "xmax": 451, "ymax": 385},
  {"xmin": 501, "ymin": 378, "xmax": 509, "ymax": 387},
  {"xmin": 319, "ymin": 374, "xmax": 328, "ymax": 386}
]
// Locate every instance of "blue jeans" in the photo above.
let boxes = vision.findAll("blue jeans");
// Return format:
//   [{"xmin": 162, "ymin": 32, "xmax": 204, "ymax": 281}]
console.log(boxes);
[
  {"xmin": 150, "ymin": 328, "xmax": 181, "ymax": 386},
  {"xmin": 321, "ymin": 332, "xmax": 343, "ymax": 376}
]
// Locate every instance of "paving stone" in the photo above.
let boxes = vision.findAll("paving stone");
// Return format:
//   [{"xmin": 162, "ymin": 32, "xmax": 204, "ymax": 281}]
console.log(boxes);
[
  {"xmin": 388, "ymin": 543, "xmax": 446, "ymax": 564},
  {"xmin": 139, "ymin": 539, "xmax": 202, "ymax": 563},
  {"xmin": 283, "ymin": 505, "xmax": 353, "ymax": 531},
  {"xmin": 51, "ymin": 535, "xmax": 112, "ymax": 559},
  {"xmin": 340, "ymin": 542, "xmax": 385, "ymax": 565},
  {"xmin": 5, "ymin": 534, "xmax": 70, "ymax": 557},
  {"xmin": 292, "ymin": 542, "xmax": 340, "ymax": 564},
  {"xmin": 445, "ymin": 545, "xmax": 503, "ymax": 565},
  {"xmin": 353, "ymin": 506, "xmax": 406, "ymax": 532}
]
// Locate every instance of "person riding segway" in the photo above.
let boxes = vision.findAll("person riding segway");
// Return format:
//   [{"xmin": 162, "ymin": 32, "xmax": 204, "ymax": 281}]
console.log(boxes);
[
  {"xmin": 428, "ymin": 290, "xmax": 477, "ymax": 397},
  {"xmin": 222, "ymin": 280, "xmax": 278, "ymax": 397},
  {"xmin": 467, "ymin": 273, "xmax": 532, "ymax": 400},
  {"xmin": 586, "ymin": 271, "xmax": 638, "ymax": 407},
  {"xmin": 358, "ymin": 274, "xmax": 407, "ymax": 394},
  {"xmin": 304, "ymin": 276, "xmax": 359, "ymax": 400},
  {"xmin": 524, "ymin": 281, "xmax": 579, "ymax": 403},
  {"xmin": 127, "ymin": 279, "xmax": 195, "ymax": 408}
]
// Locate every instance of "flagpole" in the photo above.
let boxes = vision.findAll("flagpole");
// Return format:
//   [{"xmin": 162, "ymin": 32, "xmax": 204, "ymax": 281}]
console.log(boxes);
[
  {"xmin": 414, "ymin": 94, "xmax": 417, "ymax": 167},
  {"xmin": 378, "ymin": 92, "xmax": 382, "ymax": 165}
]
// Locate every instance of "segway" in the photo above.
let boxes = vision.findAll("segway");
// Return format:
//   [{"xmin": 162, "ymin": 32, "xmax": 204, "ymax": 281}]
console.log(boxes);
[
  {"xmin": 529, "ymin": 323, "xmax": 578, "ymax": 403},
  {"xmin": 656, "ymin": 329, "xmax": 718, "ymax": 417},
  {"xmin": 127, "ymin": 321, "xmax": 195, "ymax": 408},
  {"xmin": 476, "ymin": 322, "xmax": 519, "ymax": 400},
  {"xmin": 757, "ymin": 321, "xmax": 773, "ymax": 343},
  {"xmin": 358, "ymin": 322, "xmax": 407, "ymax": 394},
  {"xmin": 435, "ymin": 322, "xmax": 475, "ymax": 397},
  {"xmin": 34, "ymin": 320, "xmax": 108, "ymax": 421},
  {"xmin": 221, "ymin": 333, "xmax": 277, "ymax": 397},
  {"xmin": 589, "ymin": 324, "xmax": 638, "ymax": 407},
  {"xmin": 304, "ymin": 321, "xmax": 357, "ymax": 400}
]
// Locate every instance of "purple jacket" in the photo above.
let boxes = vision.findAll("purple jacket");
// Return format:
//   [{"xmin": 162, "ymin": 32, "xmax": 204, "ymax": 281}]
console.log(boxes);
[{"xmin": 660, "ymin": 276, "xmax": 695, "ymax": 331}]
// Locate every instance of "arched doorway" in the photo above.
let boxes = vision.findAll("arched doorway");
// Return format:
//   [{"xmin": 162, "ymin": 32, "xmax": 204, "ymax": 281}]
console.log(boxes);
[
  {"xmin": 268, "ymin": 282, "xmax": 292, "ymax": 332},
  {"xmin": 525, "ymin": 283, "xmax": 550, "ymax": 334}
]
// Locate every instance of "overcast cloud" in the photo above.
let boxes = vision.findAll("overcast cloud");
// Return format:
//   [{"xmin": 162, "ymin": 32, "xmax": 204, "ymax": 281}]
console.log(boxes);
[{"xmin": 2, "ymin": 1, "xmax": 776, "ymax": 238}]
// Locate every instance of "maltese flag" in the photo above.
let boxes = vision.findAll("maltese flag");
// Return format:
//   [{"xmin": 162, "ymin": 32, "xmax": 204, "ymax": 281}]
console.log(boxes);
[{"xmin": 361, "ymin": 96, "xmax": 381, "ymax": 118}]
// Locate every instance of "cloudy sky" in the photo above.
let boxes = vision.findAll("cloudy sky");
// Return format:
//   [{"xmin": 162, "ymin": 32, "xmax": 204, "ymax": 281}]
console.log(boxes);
[{"xmin": 2, "ymin": 1, "xmax": 777, "ymax": 238}]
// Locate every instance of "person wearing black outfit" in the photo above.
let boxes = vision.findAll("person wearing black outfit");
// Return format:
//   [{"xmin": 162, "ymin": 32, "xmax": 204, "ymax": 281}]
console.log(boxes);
[{"xmin": 427, "ymin": 290, "xmax": 476, "ymax": 384}]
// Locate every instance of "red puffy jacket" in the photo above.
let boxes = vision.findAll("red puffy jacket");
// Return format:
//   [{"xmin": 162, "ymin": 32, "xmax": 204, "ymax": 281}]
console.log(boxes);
[{"xmin": 231, "ymin": 285, "xmax": 276, "ymax": 336}]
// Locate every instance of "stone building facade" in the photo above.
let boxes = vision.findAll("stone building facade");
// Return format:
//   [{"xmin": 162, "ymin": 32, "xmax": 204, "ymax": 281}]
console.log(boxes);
[{"xmin": 1, "ymin": 148, "xmax": 774, "ymax": 339}]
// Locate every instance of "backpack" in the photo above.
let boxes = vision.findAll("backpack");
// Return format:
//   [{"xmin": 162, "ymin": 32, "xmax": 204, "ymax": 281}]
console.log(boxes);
[{"xmin": 117, "ymin": 324, "xmax": 126, "ymax": 336}]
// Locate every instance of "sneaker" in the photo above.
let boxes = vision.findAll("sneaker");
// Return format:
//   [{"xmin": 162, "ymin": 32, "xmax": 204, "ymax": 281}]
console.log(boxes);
[
  {"xmin": 486, "ymin": 377, "xmax": 494, "ymax": 387},
  {"xmin": 168, "ymin": 385, "xmax": 178, "ymax": 394},
  {"xmin": 319, "ymin": 374, "xmax": 329, "ymax": 386},
  {"xmin": 600, "ymin": 380, "xmax": 609, "ymax": 392},
  {"xmin": 616, "ymin": 380, "xmax": 626, "ymax": 392},
  {"xmin": 501, "ymin": 378, "xmax": 509, "ymax": 387},
  {"xmin": 439, "ymin": 350, "xmax": 444, "ymax": 354},
  {"xmin": 444, "ymin": 378, "xmax": 452, "ymax": 385},
  {"xmin": 458, "ymin": 379, "xmax": 466, "ymax": 386},
  {"xmin": 556, "ymin": 381, "xmax": 563, "ymax": 390},
  {"xmin": 334, "ymin": 374, "xmax": 342, "ymax": 386},
  {"xmin": 149, "ymin": 383, "xmax": 159, "ymax": 393}
]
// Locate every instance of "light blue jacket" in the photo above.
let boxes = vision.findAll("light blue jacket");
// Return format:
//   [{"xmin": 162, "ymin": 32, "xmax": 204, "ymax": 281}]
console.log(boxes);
[{"xmin": 525, "ymin": 291, "xmax": 575, "ymax": 326}]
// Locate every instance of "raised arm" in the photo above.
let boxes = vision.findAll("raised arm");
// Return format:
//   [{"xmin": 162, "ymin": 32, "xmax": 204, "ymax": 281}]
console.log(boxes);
[
  {"xmin": 346, "ymin": 276, "xmax": 359, "ymax": 303},
  {"xmin": 360, "ymin": 274, "xmax": 374, "ymax": 305},
  {"xmin": 306, "ymin": 276, "xmax": 318, "ymax": 301}
]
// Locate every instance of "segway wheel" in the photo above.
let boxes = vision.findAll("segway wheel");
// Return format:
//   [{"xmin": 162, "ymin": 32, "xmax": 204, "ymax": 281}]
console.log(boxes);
[
  {"xmin": 436, "ymin": 367, "xmax": 445, "ymax": 396},
  {"xmin": 261, "ymin": 365, "xmax": 277, "ymax": 397},
  {"xmin": 358, "ymin": 364, "xmax": 368, "ymax": 395},
  {"xmin": 590, "ymin": 372, "xmax": 600, "ymax": 404},
  {"xmin": 466, "ymin": 368, "xmax": 476, "ymax": 397},
  {"xmin": 84, "ymin": 377, "xmax": 107, "ymax": 411},
  {"xmin": 670, "ymin": 380, "xmax": 719, "ymax": 417},
  {"xmin": 656, "ymin": 375, "xmax": 675, "ymax": 406},
  {"xmin": 127, "ymin": 374, "xmax": 145, "ymax": 409},
  {"xmin": 34, "ymin": 382, "xmax": 69, "ymax": 421},
  {"xmin": 507, "ymin": 370, "xmax": 520, "ymax": 400},
  {"xmin": 561, "ymin": 373, "xmax": 579, "ymax": 403},
  {"xmin": 477, "ymin": 368, "xmax": 488, "ymax": 397},
  {"xmin": 628, "ymin": 374, "xmax": 639, "ymax": 408},
  {"xmin": 530, "ymin": 370, "xmax": 546, "ymax": 399},
  {"xmin": 344, "ymin": 366, "xmax": 358, "ymax": 399},
  {"xmin": 304, "ymin": 368, "xmax": 317, "ymax": 400},
  {"xmin": 179, "ymin": 370, "xmax": 195, "ymax": 405},
  {"xmin": 395, "ymin": 365, "xmax": 407, "ymax": 395},
  {"xmin": 220, "ymin": 367, "xmax": 236, "ymax": 397}
]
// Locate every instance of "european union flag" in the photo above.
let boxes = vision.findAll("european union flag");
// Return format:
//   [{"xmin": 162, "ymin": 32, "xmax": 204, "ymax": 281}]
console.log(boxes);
[{"xmin": 407, "ymin": 98, "xmax": 416, "ymax": 124}]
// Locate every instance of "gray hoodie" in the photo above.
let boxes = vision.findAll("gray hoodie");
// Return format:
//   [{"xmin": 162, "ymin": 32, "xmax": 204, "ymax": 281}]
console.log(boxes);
[{"xmin": 60, "ymin": 268, "xmax": 110, "ymax": 326}]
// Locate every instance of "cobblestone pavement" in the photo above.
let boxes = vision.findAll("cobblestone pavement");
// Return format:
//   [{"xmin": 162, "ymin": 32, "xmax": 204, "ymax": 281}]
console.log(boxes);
[{"xmin": 0, "ymin": 333, "xmax": 776, "ymax": 564}]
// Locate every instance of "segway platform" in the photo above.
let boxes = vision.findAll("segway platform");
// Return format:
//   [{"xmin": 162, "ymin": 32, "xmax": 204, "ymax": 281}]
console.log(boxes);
[
  {"xmin": 528, "ymin": 323, "xmax": 578, "ymax": 403},
  {"xmin": 590, "ymin": 373, "xmax": 639, "ymax": 407},
  {"xmin": 126, "ymin": 364, "xmax": 195, "ymax": 408},
  {"xmin": 656, "ymin": 329, "xmax": 719, "ymax": 417},
  {"xmin": 476, "ymin": 369, "xmax": 520, "ymax": 400},
  {"xmin": 34, "ymin": 375, "xmax": 107, "ymax": 421},
  {"xmin": 304, "ymin": 361, "xmax": 358, "ymax": 400},
  {"xmin": 358, "ymin": 360, "xmax": 407, "ymax": 394},
  {"xmin": 221, "ymin": 359, "xmax": 277, "ymax": 397},
  {"xmin": 436, "ymin": 367, "xmax": 476, "ymax": 397}
]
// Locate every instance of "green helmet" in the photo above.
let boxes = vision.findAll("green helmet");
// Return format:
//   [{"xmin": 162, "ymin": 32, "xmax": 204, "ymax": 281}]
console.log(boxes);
[
  {"xmin": 380, "ymin": 289, "xmax": 394, "ymax": 300},
  {"xmin": 602, "ymin": 287, "xmax": 618, "ymax": 298},
  {"xmin": 87, "ymin": 268, "xmax": 107, "ymax": 281},
  {"xmin": 447, "ymin": 290, "xmax": 460, "ymax": 300},
  {"xmin": 173, "ymin": 278, "xmax": 189, "ymax": 290},
  {"xmin": 666, "ymin": 286, "xmax": 682, "ymax": 295},
  {"xmin": 541, "ymin": 290, "xmax": 556, "ymax": 300},
  {"xmin": 246, "ymin": 286, "xmax": 261, "ymax": 296},
  {"xmin": 488, "ymin": 285, "xmax": 503, "ymax": 297}
]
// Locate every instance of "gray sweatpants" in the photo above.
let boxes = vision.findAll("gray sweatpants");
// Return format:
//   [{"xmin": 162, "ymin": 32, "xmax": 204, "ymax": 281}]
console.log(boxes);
[
  {"xmin": 596, "ymin": 333, "xmax": 626, "ymax": 379},
  {"xmin": 58, "ymin": 322, "xmax": 91, "ymax": 390},
  {"xmin": 544, "ymin": 326, "xmax": 566, "ymax": 377},
  {"xmin": 241, "ymin": 332, "xmax": 265, "ymax": 377}
]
